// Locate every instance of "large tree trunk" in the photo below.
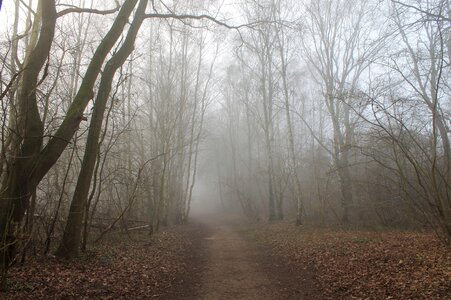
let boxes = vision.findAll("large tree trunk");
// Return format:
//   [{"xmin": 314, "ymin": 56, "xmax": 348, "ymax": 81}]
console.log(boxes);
[
  {"xmin": 0, "ymin": 0, "xmax": 56, "ymax": 288},
  {"xmin": 337, "ymin": 155, "xmax": 353, "ymax": 224},
  {"xmin": 327, "ymin": 95, "xmax": 354, "ymax": 224}
]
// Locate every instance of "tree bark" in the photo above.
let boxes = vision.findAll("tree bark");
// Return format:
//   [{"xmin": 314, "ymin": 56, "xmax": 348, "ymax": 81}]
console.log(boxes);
[{"xmin": 0, "ymin": 1, "xmax": 56, "ymax": 287}]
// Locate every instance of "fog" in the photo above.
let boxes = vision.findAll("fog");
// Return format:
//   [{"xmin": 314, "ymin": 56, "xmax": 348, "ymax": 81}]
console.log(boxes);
[
  {"xmin": 190, "ymin": 147, "xmax": 223, "ymax": 217},
  {"xmin": 0, "ymin": 0, "xmax": 449, "ymax": 265}
]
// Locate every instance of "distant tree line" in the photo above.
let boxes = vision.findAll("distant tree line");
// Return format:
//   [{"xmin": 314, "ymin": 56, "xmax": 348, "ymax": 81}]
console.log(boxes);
[{"xmin": 214, "ymin": 0, "xmax": 450, "ymax": 243}]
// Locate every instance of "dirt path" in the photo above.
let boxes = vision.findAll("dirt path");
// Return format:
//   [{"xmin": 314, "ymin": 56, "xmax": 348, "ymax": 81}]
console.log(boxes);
[
  {"xmin": 193, "ymin": 217, "xmax": 314, "ymax": 300},
  {"xmin": 199, "ymin": 223, "xmax": 273, "ymax": 299}
]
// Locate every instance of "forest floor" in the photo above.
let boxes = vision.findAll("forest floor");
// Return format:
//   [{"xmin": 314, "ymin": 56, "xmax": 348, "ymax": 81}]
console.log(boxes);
[
  {"xmin": 245, "ymin": 222, "xmax": 451, "ymax": 299},
  {"xmin": 1, "ymin": 224, "xmax": 207, "ymax": 299},
  {"xmin": 1, "ymin": 216, "xmax": 450, "ymax": 299}
]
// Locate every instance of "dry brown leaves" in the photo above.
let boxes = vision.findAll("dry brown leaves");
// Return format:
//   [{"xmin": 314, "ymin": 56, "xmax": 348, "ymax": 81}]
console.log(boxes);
[
  {"xmin": 0, "ymin": 224, "xmax": 205, "ymax": 299},
  {"xmin": 251, "ymin": 223, "xmax": 451, "ymax": 299}
]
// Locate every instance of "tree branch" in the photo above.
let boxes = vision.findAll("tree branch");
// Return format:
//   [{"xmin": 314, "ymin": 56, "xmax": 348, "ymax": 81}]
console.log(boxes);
[
  {"xmin": 57, "ymin": 2, "xmax": 120, "ymax": 18},
  {"xmin": 144, "ymin": 12, "xmax": 263, "ymax": 30},
  {"xmin": 0, "ymin": 69, "xmax": 24, "ymax": 101},
  {"xmin": 391, "ymin": 0, "xmax": 451, "ymax": 22}
]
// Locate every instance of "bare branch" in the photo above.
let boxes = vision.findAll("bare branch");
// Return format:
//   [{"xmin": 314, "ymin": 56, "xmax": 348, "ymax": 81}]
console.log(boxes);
[
  {"xmin": 57, "ymin": 2, "xmax": 120, "ymax": 18},
  {"xmin": 391, "ymin": 0, "xmax": 451, "ymax": 22},
  {"xmin": 144, "ymin": 12, "xmax": 264, "ymax": 30},
  {"xmin": 0, "ymin": 69, "xmax": 24, "ymax": 102},
  {"xmin": 19, "ymin": 0, "xmax": 36, "ymax": 16}
]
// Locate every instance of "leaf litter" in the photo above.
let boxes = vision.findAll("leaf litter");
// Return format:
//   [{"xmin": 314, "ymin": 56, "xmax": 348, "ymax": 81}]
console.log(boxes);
[
  {"xmin": 1, "ymin": 223, "xmax": 206, "ymax": 299},
  {"xmin": 249, "ymin": 223, "xmax": 450, "ymax": 299}
]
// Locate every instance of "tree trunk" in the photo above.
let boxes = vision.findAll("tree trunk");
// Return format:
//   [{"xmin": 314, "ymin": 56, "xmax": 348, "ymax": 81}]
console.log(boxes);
[
  {"xmin": 0, "ymin": 0, "xmax": 56, "ymax": 288},
  {"xmin": 56, "ymin": 0, "xmax": 147, "ymax": 258}
]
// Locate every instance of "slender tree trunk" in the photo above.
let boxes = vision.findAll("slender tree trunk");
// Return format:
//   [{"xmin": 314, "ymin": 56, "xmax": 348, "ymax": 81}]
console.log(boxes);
[
  {"xmin": 276, "ymin": 32, "xmax": 303, "ymax": 224},
  {"xmin": 155, "ymin": 151, "xmax": 168, "ymax": 232},
  {"xmin": 182, "ymin": 34, "xmax": 200, "ymax": 224}
]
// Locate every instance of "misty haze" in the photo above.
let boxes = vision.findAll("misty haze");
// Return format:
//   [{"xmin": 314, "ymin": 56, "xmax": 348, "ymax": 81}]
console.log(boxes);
[{"xmin": 0, "ymin": 0, "xmax": 450, "ymax": 299}]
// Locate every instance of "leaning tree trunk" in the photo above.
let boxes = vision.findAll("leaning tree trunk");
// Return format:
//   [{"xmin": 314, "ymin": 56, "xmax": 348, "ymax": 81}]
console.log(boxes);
[{"xmin": 56, "ymin": 0, "xmax": 147, "ymax": 259}]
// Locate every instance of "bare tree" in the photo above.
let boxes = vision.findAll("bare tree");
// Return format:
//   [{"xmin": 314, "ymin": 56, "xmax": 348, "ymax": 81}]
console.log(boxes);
[
  {"xmin": 0, "ymin": 0, "xmax": 135, "ymax": 286},
  {"xmin": 301, "ymin": 0, "xmax": 383, "ymax": 223}
]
